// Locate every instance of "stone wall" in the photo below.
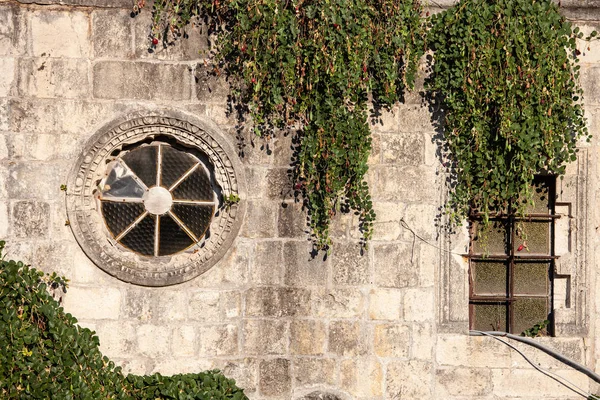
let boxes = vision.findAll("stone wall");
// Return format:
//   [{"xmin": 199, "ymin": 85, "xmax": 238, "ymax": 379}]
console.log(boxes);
[{"xmin": 1, "ymin": 0, "xmax": 600, "ymax": 399}]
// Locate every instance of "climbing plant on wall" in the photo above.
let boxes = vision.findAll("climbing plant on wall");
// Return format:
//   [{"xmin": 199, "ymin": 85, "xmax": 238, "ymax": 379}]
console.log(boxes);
[
  {"xmin": 143, "ymin": 0, "xmax": 427, "ymax": 249},
  {"xmin": 143, "ymin": 0, "xmax": 593, "ymax": 243},
  {"xmin": 427, "ymin": 0, "xmax": 593, "ymax": 224}
]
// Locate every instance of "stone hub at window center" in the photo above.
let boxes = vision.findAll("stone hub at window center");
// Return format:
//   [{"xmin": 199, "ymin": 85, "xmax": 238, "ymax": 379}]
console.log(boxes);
[{"xmin": 143, "ymin": 186, "xmax": 173, "ymax": 215}]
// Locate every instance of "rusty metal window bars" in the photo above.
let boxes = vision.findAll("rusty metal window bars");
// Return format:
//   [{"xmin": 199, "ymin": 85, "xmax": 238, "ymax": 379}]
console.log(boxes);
[
  {"xmin": 468, "ymin": 176, "xmax": 557, "ymax": 335},
  {"xmin": 98, "ymin": 143, "xmax": 215, "ymax": 257}
]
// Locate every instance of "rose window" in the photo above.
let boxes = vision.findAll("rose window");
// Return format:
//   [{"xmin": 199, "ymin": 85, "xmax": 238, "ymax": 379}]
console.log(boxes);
[{"xmin": 99, "ymin": 143, "xmax": 215, "ymax": 256}]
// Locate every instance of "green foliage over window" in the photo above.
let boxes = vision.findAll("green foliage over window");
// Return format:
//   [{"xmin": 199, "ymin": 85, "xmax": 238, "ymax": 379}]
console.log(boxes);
[
  {"xmin": 146, "ymin": 0, "xmax": 427, "ymax": 249},
  {"xmin": 0, "ymin": 241, "xmax": 248, "ymax": 399},
  {"xmin": 427, "ymin": 0, "xmax": 592, "ymax": 224}
]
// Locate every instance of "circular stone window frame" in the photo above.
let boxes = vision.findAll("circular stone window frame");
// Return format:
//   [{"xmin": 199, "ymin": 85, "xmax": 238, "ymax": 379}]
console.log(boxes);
[{"xmin": 66, "ymin": 109, "xmax": 246, "ymax": 287}]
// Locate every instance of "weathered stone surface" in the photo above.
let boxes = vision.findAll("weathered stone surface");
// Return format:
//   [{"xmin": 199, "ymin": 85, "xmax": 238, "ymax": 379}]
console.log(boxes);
[
  {"xmin": 188, "ymin": 291, "xmax": 221, "ymax": 321},
  {"xmin": 369, "ymin": 105, "xmax": 399, "ymax": 132},
  {"xmin": 491, "ymin": 368, "xmax": 590, "ymax": 397},
  {"xmin": 329, "ymin": 321, "xmax": 367, "ymax": 357},
  {"xmin": 283, "ymin": 241, "xmax": 328, "ymax": 286},
  {"xmin": 0, "ymin": 202, "xmax": 8, "ymax": 237},
  {"xmin": 374, "ymin": 323, "xmax": 410, "ymax": 357},
  {"xmin": 11, "ymin": 201, "xmax": 49, "ymax": 238},
  {"xmin": 278, "ymin": 202, "xmax": 309, "ymax": 238},
  {"xmin": 331, "ymin": 242, "xmax": 369, "ymax": 285},
  {"xmin": 369, "ymin": 288, "xmax": 402, "ymax": 320},
  {"xmin": 380, "ymin": 132, "xmax": 425, "ymax": 165},
  {"xmin": 0, "ymin": 57, "xmax": 14, "ymax": 97},
  {"xmin": 581, "ymin": 66, "xmax": 600, "ymax": 106},
  {"xmin": 436, "ymin": 367, "xmax": 491, "ymax": 397},
  {"xmin": 340, "ymin": 358, "xmax": 383, "ymax": 398},
  {"xmin": 241, "ymin": 201, "xmax": 277, "ymax": 238},
  {"xmin": 221, "ymin": 359, "xmax": 258, "ymax": 394},
  {"xmin": 373, "ymin": 242, "xmax": 418, "ymax": 288},
  {"xmin": 7, "ymin": 162, "xmax": 64, "ymax": 201},
  {"xmin": 369, "ymin": 165, "xmax": 438, "ymax": 202},
  {"xmin": 0, "ymin": 4, "xmax": 25, "ymax": 57},
  {"xmin": 245, "ymin": 287, "xmax": 311, "ymax": 317},
  {"xmin": 137, "ymin": 324, "xmax": 171, "ymax": 357},
  {"xmin": 259, "ymin": 358, "xmax": 291, "ymax": 396},
  {"xmin": 404, "ymin": 288, "xmax": 434, "ymax": 322},
  {"xmin": 243, "ymin": 319, "xmax": 287, "ymax": 355},
  {"xmin": 198, "ymin": 324, "xmax": 238, "ymax": 356},
  {"xmin": 411, "ymin": 323, "xmax": 434, "ymax": 359},
  {"xmin": 95, "ymin": 321, "xmax": 137, "ymax": 357},
  {"xmin": 195, "ymin": 64, "xmax": 230, "ymax": 103},
  {"xmin": 386, "ymin": 360, "xmax": 432, "ymax": 399},
  {"xmin": 266, "ymin": 168, "xmax": 293, "ymax": 200},
  {"xmin": 251, "ymin": 241, "xmax": 283, "ymax": 284},
  {"xmin": 397, "ymin": 105, "xmax": 435, "ymax": 133},
  {"xmin": 121, "ymin": 288, "xmax": 153, "ymax": 321},
  {"xmin": 171, "ymin": 325, "xmax": 197, "ymax": 357},
  {"xmin": 93, "ymin": 62, "xmax": 191, "ymax": 100},
  {"xmin": 290, "ymin": 320, "xmax": 327, "ymax": 355},
  {"xmin": 92, "ymin": 10, "xmax": 133, "ymax": 59},
  {"xmin": 30, "ymin": 11, "xmax": 90, "ymax": 58},
  {"xmin": 18, "ymin": 58, "xmax": 89, "ymax": 98},
  {"xmin": 293, "ymin": 358, "xmax": 336, "ymax": 386},
  {"xmin": 0, "ymin": 99, "xmax": 7, "ymax": 131},
  {"xmin": 63, "ymin": 286, "xmax": 121, "ymax": 320},
  {"xmin": 297, "ymin": 391, "xmax": 343, "ymax": 400},
  {"xmin": 0, "ymin": 134, "xmax": 7, "ymax": 160},
  {"xmin": 154, "ymin": 290, "xmax": 188, "ymax": 320},
  {"xmin": 436, "ymin": 335, "xmax": 511, "ymax": 368},
  {"xmin": 313, "ymin": 288, "xmax": 364, "ymax": 319}
]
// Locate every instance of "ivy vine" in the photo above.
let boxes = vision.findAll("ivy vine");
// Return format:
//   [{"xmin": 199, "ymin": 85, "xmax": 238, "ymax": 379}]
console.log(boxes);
[
  {"xmin": 144, "ymin": 0, "xmax": 427, "ymax": 249},
  {"xmin": 141, "ymin": 0, "xmax": 593, "ymax": 244},
  {"xmin": 427, "ymin": 0, "xmax": 593, "ymax": 224}
]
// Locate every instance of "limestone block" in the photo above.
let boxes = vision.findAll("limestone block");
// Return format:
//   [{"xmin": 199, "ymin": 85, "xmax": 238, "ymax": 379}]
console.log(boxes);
[
  {"xmin": 219, "ymin": 241, "xmax": 251, "ymax": 286},
  {"xmin": 27, "ymin": 241, "xmax": 75, "ymax": 277},
  {"xmin": 11, "ymin": 201, "xmax": 49, "ymax": 238},
  {"xmin": 436, "ymin": 367, "xmax": 491, "ymax": 397},
  {"xmin": 0, "ymin": 201, "xmax": 7, "ymax": 237},
  {"xmin": 290, "ymin": 320, "xmax": 327, "ymax": 355},
  {"xmin": 241, "ymin": 201, "xmax": 277, "ymax": 238},
  {"xmin": 491, "ymin": 368, "xmax": 590, "ymax": 397},
  {"xmin": 92, "ymin": 10, "xmax": 133, "ymax": 59},
  {"xmin": 397, "ymin": 105, "xmax": 435, "ymax": 133},
  {"xmin": 245, "ymin": 287, "xmax": 311, "ymax": 317},
  {"xmin": 30, "ymin": 11, "xmax": 90, "ymax": 58},
  {"xmin": 369, "ymin": 105, "xmax": 399, "ymax": 132},
  {"xmin": 151, "ymin": 358, "xmax": 214, "ymax": 376},
  {"xmin": 368, "ymin": 132, "xmax": 382, "ymax": 165},
  {"xmin": 371, "ymin": 202, "xmax": 404, "ymax": 240},
  {"xmin": 259, "ymin": 358, "xmax": 291, "ymax": 397},
  {"xmin": 411, "ymin": 323, "xmax": 434, "ymax": 359},
  {"xmin": 188, "ymin": 290, "xmax": 221, "ymax": 321},
  {"xmin": 251, "ymin": 241, "xmax": 283, "ymax": 284},
  {"xmin": 0, "ymin": 99, "xmax": 8, "ymax": 131},
  {"xmin": 244, "ymin": 167, "xmax": 268, "ymax": 199},
  {"xmin": 221, "ymin": 291, "xmax": 241, "ymax": 319},
  {"xmin": 199, "ymin": 324, "xmax": 239, "ymax": 356},
  {"xmin": 0, "ymin": 4, "xmax": 25, "ymax": 56},
  {"xmin": 115, "ymin": 358, "xmax": 149, "ymax": 376},
  {"xmin": 121, "ymin": 288, "xmax": 153, "ymax": 321},
  {"xmin": 237, "ymin": 130, "xmax": 275, "ymax": 165},
  {"xmin": 401, "ymin": 203, "xmax": 440, "ymax": 241},
  {"xmin": 374, "ymin": 323, "xmax": 410, "ymax": 357},
  {"xmin": 63, "ymin": 286, "xmax": 121, "ymax": 320},
  {"xmin": 0, "ymin": 134, "xmax": 7, "ymax": 160},
  {"xmin": 283, "ymin": 241, "xmax": 328, "ymax": 286},
  {"xmin": 137, "ymin": 324, "xmax": 171, "ymax": 357},
  {"xmin": 373, "ymin": 242, "xmax": 418, "ymax": 288},
  {"xmin": 293, "ymin": 358, "xmax": 336, "ymax": 386},
  {"xmin": 418, "ymin": 244, "xmax": 437, "ymax": 287},
  {"xmin": 221, "ymin": 359, "xmax": 258, "ymax": 394},
  {"xmin": 340, "ymin": 358, "xmax": 383, "ymax": 398},
  {"xmin": 312, "ymin": 288, "xmax": 364, "ymax": 319},
  {"xmin": 369, "ymin": 288, "xmax": 402, "ymax": 320},
  {"xmin": 95, "ymin": 321, "xmax": 137, "ymax": 357},
  {"xmin": 581, "ymin": 66, "xmax": 600, "ymax": 106},
  {"xmin": 577, "ymin": 24, "xmax": 600, "ymax": 64},
  {"xmin": 7, "ymin": 133, "xmax": 62, "ymax": 161},
  {"xmin": 403, "ymin": 288, "xmax": 434, "ymax": 322},
  {"xmin": 93, "ymin": 61, "xmax": 192, "ymax": 100},
  {"xmin": 266, "ymin": 168, "xmax": 293, "ymax": 200},
  {"xmin": 0, "ymin": 57, "xmax": 14, "ymax": 97},
  {"xmin": 171, "ymin": 325, "xmax": 197, "ymax": 357},
  {"xmin": 380, "ymin": 132, "xmax": 425, "ymax": 165},
  {"xmin": 385, "ymin": 360, "xmax": 432, "ymax": 399},
  {"xmin": 278, "ymin": 202, "xmax": 309, "ymax": 238},
  {"xmin": 435, "ymin": 335, "xmax": 511, "ymax": 368},
  {"xmin": 133, "ymin": 13, "xmax": 209, "ymax": 61},
  {"xmin": 243, "ymin": 319, "xmax": 287, "ymax": 355},
  {"xmin": 331, "ymin": 242, "xmax": 369, "ymax": 285},
  {"xmin": 195, "ymin": 64, "xmax": 230, "ymax": 103},
  {"xmin": 154, "ymin": 290, "xmax": 188, "ymax": 320},
  {"xmin": 18, "ymin": 58, "xmax": 89, "ymax": 98},
  {"xmin": 328, "ymin": 321, "xmax": 368, "ymax": 357},
  {"xmin": 7, "ymin": 162, "xmax": 64, "ymax": 201},
  {"xmin": 272, "ymin": 131, "xmax": 296, "ymax": 167},
  {"xmin": 369, "ymin": 165, "xmax": 438, "ymax": 203}
]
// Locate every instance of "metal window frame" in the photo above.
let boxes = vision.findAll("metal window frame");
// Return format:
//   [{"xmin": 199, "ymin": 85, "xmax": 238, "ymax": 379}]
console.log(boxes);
[{"xmin": 468, "ymin": 175, "xmax": 558, "ymax": 334}]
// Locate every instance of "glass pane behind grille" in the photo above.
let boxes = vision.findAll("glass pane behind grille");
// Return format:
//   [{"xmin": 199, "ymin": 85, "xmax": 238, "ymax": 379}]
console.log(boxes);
[
  {"xmin": 158, "ymin": 214, "xmax": 194, "ymax": 256},
  {"xmin": 525, "ymin": 180, "xmax": 551, "ymax": 214},
  {"xmin": 161, "ymin": 146, "xmax": 197, "ymax": 188},
  {"xmin": 171, "ymin": 167, "xmax": 213, "ymax": 201},
  {"xmin": 101, "ymin": 201, "xmax": 145, "ymax": 237},
  {"xmin": 171, "ymin": 204, "xmax": 213, "ymax": 239},
  {"xmin": 513, "ymin": 298, "xmax": 549, "ymax": 335},
  {"xmin": 514, "ymin": 263, "xmax": 549, "ymax": 295},
  {"xmin": 122, "ymin": 146, "xmax": 158, "ymax": 188},
  {"xmin": 472, "ymin": 221, "xmax": 507, "ymax": 255},
  {"xmin": 120, "ymin": 214, "xmax": 156, "ymax": 256},
  {"xmin": 472, "ymin": 303, "xmax": 507, "ymax": 331},
  {"xmin": 471, "ymin": 262, "xmax": 507, "ymax": 295},
  {"xmin": 518, "ymin": 222, "xmax": 550, "ymax": 254}
]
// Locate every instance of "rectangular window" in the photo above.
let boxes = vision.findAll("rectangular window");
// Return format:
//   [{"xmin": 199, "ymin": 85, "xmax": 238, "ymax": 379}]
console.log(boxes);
[{"xmin": 469, "ymin": 176, "xmax": 557, "ymax": 335}]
